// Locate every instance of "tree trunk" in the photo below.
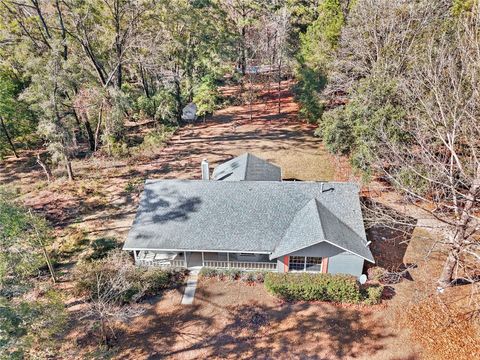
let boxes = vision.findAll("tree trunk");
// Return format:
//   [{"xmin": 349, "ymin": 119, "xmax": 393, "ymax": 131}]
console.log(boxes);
[
  {"xmin": 71, "ymin": 109, "xmax": 84, "ymax": 142},
  {"xmin": 41, "ymin": 246, "xmax": 56, "ymax": 283},
  {"xmin": 174, "ymin": 76, "xmax": 182, "ymax": 123},
  {"xmin": 240, "ymin": 26, "xmax": 246, "ymax": 76},
  {"xmin": 0, "ymin": 116, "xmax": 19, "ymax": 158},
  {"xmin": 115, "ymin": 4, "xmax": 122, "ymax": 90},
  {"xmin": 277, "ymin": 61, "xmax": 282, "ymax": 114},
  {"xmin": 84, "ymin": 119, "xmax": 95, "ymax": 152},
  {"xmin": 94, "ymin": 102, "xmax": 104, "ymax": 152},
  {"xmin": 65, "ymin": 154, "xmax": 74, "ymax": 181},
  {"xmin": 54, "ymin": 0, "xmax": 68, "ymax": 60},
  {"xmin": 438, "ymin": 248, "xmax": 459, "ymax": 289},
  {"xmin": 437, "ymin": 163, "xmax": 479, "ymax": 288},
  {"xmin": 36, "ymin": 154, "xmax": 53, "ymax": 182},
  {"xmin": 139, "ymin": 64, "xmax": 150, "ymax": 98}
]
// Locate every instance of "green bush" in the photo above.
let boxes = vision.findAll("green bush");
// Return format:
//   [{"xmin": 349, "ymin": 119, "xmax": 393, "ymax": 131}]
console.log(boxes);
[
  {"xmin": 362, "ymin": 285, "xmax": 384, "ymax": 305},
  {"xmin": 264, "ymin": 273, "xmax": 361, "ymax": 303},
  {"xmin": 87, "ymin": 237, "xmax": 119, "ymax": 260}
]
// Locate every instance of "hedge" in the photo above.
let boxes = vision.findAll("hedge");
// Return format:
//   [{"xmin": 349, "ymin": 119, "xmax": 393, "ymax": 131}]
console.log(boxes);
[{"xmin": 264, "ymin": 272, "xmax": 362, "ymax": 303}]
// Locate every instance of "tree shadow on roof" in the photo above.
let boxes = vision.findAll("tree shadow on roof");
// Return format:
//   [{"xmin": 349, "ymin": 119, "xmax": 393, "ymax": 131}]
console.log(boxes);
[{"xmin": 138, "ymin": 187, "xmax": 202, "ymax": 225}]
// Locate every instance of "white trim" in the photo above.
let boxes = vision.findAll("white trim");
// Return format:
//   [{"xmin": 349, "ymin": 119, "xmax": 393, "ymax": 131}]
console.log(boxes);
[
  {"xmin": 123, "ymin": 247, "xmax": 271, "ymax": 254},
  {"xmin": 271, "ymin": 240, "xmax": 375, "ymax": 264}
]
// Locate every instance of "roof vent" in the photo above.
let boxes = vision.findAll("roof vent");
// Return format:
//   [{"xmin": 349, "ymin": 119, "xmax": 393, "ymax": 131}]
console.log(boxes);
[{"xmin": 201, "ymin": 159, "xmax": 209, "ymax": 180}]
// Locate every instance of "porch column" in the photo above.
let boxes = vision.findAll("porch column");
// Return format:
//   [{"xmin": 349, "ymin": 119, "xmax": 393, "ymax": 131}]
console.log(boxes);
[
  {"xmin": 201, "ymin": 252, "xmax": 205, "ymax": 266},
  {"xmin": 184, "ymin": 251, "xmax": 187, "ymax": 268},
  {"xmin": 321, "ymin": 257, "xmax": 329, "ymax": 273},
  {"xmin": 133, "ymin": 250, "xmax": 137, "ymax": 261},
  {"xmin": 283, "ymin": 256, "xmax": 289, "ymax": 272},
  {"xmin": 227, "ymin": 252, "xmax": 230, "ymax": 268}
]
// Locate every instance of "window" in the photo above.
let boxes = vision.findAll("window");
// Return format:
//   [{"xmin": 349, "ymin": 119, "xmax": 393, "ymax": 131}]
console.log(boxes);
[
  {"xmin": 306, "ymin": 257, "xmax": 322, "ymax": 272},
  {"xmin": 288, "ymin": 256, "xmax": 323, "ymax": 272},
  {"xmin": 289, "ymin": 256, "xmax": 305, "ymax": 271}
]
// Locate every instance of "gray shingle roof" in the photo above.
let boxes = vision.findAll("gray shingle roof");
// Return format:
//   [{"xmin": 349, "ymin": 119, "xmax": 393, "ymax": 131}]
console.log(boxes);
[
  {"xmin": 123, "ymin": 180, "xmax": 374, "ymax": 262},
  {"xmin": 270, "ymin": 199, "xmax": 374, "ymax": 261},
  {"xmin": 212, "ymin": 153, "xmax": 282, "ymax": 181}
]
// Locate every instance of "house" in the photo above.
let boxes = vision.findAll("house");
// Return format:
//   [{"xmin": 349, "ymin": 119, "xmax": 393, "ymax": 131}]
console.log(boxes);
[{"xmin": 123, "ymin": 153, "xmax": 374, "ymax": 276}]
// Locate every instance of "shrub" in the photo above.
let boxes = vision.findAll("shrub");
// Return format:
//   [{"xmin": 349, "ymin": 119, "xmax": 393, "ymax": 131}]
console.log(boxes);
[
  {"xmin": 74, "ymin": 251, "xmax": 186, "ymax": 303},
  {"xmin": 86, "ymin": 237, "xmax": 119, "ymax": 260},
  {"xmin": 137, "ymin": 125, "xmax": 177, "ymax": 153},
  {"xmin": 199, "ymin": 267, "xmax": 219, "ymax": 279},
  {"xmin": 240, "ymin": 272, "xmax": 256, "ymax": 283},
  {"xmin": 224, "ymin": 269, "xmax": 241, "ymax": 281},
  {"xmin": 254, "ymin": 271, "xmax": 267, "ymax": 283},
  {"xmin": 199, "ymin": 268, "xmax": 267, "ymax": 283},
  {"xmin": 264, "ymin": 273, "xmax": 361, "ymax": 303},
  {"xmin": 140, "ymin": 268, "xmax": 186, "ymax": 297},
  {"xmin": 362, "ymin": 285, "xmax": 384, "ymax": 305}
]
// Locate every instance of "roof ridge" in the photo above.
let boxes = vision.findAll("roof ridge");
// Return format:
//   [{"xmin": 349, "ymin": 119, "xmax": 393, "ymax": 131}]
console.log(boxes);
[
  {"xmin": 315, "ymin": 200, "xmax": 366, "ymax": 245},
  {"xmin": 313, "ymin": 198, "xmax": 326, "ymax": 240},
  {"xmin": 244, "ymin": 153, "xmax": 250, "ymax": 180}
]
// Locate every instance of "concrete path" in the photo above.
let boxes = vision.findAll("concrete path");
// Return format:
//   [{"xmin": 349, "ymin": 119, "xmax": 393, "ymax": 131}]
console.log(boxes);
[{"xmin": 181, "ymin": 269, "xmax": 200, "ymax": 305}]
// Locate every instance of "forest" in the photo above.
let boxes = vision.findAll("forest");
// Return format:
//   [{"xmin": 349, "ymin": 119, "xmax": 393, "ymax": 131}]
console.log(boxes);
[{"xmin": 1, "ymin": 0, "xmax": 479, "ymax": 359}]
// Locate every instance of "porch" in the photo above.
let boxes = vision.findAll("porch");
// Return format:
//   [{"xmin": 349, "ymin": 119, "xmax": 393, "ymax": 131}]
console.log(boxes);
[{"xmin": 134, "ymin": 250, "xmax": 277, "ymax": 271}]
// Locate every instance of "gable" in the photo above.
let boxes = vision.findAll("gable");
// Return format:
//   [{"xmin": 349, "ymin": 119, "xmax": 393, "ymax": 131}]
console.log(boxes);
[{"xmin": 269, "ymin": 199, "xmax": 374, "ymax": 262}]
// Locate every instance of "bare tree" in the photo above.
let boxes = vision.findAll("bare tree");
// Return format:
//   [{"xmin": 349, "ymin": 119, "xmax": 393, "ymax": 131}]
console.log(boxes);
[
  {"xmin": 79, "ymin": 252, "xmax": 144, "ymax": 345},
  {"xmin": 371, "ymin": 8, "xmax": 480, "ymax": 289}
]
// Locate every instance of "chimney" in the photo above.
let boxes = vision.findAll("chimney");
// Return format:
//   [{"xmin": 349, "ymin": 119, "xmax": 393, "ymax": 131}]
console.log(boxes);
[{"xmin": 201, "ymin": 159, "xmax": 209, "ymax": 180}]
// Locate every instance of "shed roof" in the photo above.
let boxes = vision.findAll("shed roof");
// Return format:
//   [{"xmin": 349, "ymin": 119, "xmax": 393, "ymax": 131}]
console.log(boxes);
[
  {"xmin": 212, "ymin": 153, "xmax": 282, "ymax": 181},
  {"xmin": 123, "ymin": 180, "xmax": 374, "ymax": 262}
]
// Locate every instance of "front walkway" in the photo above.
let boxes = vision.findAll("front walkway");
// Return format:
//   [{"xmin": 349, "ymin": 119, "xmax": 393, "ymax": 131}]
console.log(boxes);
[{"xmin": 181, "ymin": 269, "xmax": 200, "ymax": 305}]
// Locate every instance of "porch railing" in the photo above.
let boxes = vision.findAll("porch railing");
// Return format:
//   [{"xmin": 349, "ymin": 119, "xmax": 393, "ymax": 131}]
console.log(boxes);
[
  {"xmin": 136, "ymin": 258, "xmax": 277, "ymax": 271},
  {"xmin": 203, "ymin": 260, "xmax": 276, "ymax": 271},
  {"xmin": 136, "ymin": 259, "xmax": 186, "ymax": 268}
]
